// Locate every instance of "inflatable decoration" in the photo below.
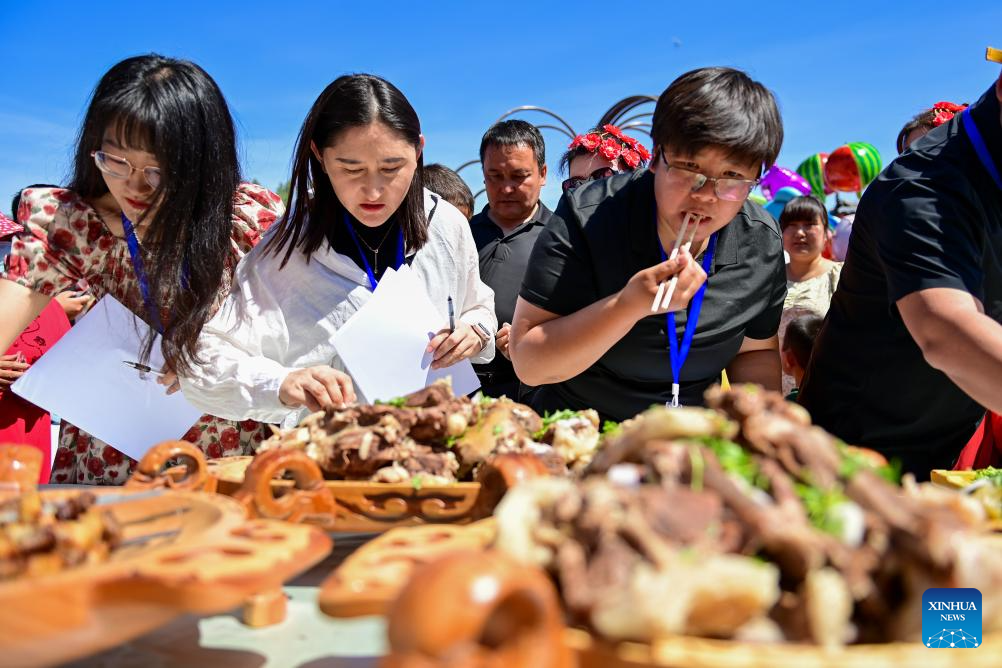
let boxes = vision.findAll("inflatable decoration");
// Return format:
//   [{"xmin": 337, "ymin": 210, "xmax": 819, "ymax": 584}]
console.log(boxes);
[
  {"xmin": 824, "ymin": 142, "xmax": 882, "ymax": 193},
  {"xmin": 796, "ymin": 152, "xmax": 831, "ymax": 199},
  {"xmin": 759, "ymin": 165, "xmax": 812, "ymax": 200}
]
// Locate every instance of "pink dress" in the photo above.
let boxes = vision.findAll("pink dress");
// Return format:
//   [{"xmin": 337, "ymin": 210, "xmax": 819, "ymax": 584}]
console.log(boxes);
[{"xmin": 7, "ymin": 184, "xmax": 284, "ymax": 484}]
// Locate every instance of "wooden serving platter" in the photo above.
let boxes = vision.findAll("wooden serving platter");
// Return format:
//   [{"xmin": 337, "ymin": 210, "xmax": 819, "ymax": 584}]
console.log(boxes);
[
  {"xmin": 319, "ymin": 519, "xmax": 497, "ymax": 618},
  {"xmin": 324, "ymin": 522, "xmax": 1002, "ymax": 668},
  {"xmin": 0, "ymin": 486, "xmax": 331, "ymax": 667},
  {"xmin": 209, "ymin": 453, "xmax": 483, "ymax": 532},
  {"xmin": 123, "ymin": 441, "xmax": 548, "ymax": 533}
]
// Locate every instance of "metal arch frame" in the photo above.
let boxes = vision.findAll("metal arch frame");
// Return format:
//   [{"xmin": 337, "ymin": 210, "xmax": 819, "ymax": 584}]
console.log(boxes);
[
  {"xmin": 455, "ymin": 159, "xmax": 481, "ymax": 175},
  {"xmin": 616, "ymin": 111, "xmax": 654, "ymax": 127},
  {"xmin": 619, "ymin": 121, "xmax": 653, "ymax": 139},
  {"xmin": 495, "ymin": 105, "xmax": 576, "ymax": 139},
  {"xmin": 598, "ymin": 95, "xmax": 657, "ymax": 129},
  {"xmin": 456, "ymin": 98, "xmax": 657, "ymax": 206}
]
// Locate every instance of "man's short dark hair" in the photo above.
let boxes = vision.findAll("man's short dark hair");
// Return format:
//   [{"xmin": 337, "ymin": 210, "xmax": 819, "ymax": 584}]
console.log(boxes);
[
  {"xmin": 479, "ymin": 119, "xmax": 546, "ymax": 171},
  {"xmin": 423, "ymin": 163, "xmax": 474, "ymax": 215},
  {"xmin": 782, "ymin": 313, "xmax": 824, "ymax": 369},
  {"xmin": 652, "ymin": 67, "xmax": 783, "ymax": 171}
]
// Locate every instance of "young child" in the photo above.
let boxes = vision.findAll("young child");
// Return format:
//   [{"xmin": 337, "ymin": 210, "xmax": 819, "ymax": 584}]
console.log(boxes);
[{"xmin": 781, "ymin": 313, "xmax": 823, "ymax": 401}]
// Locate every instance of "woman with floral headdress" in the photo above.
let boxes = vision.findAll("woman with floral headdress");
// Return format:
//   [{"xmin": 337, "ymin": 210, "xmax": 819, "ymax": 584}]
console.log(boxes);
[
  {"xmin": 559, "ymin": 124, "xmax": 651, "ymax": 193},
  {"xmin": 896, "ymin": 101, "xmax": 968, "ymax": 153}
]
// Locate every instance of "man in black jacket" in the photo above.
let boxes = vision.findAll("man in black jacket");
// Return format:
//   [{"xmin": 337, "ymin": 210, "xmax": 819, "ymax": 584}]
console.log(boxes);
[
  {"xmin": 469, "ymin": 120, "xmax": 551, "ymax": 399},
  {"xmin": 800, "ymin": 48, "xmax": 1002, "ymax": 478}
]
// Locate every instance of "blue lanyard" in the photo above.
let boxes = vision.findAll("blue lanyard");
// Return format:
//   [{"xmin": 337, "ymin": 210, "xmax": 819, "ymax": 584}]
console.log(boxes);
[
  {"xmin": 659, "ymin": 229, "xmax": 718, "ymax": 407},
  {"xmin": 342, "ymin": 213, "xmax": 405, "ymax": 291},
  {"xmin": 962, "ymin": 107, "xmax": 1002, "ymax": 190},
  {"xmin": 121, "ymin": 213, "xmax": 162, "ymax": 333}
]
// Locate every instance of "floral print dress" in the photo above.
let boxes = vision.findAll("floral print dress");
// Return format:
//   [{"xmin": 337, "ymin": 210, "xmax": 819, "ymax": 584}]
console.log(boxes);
[{"xmin": 7, "ymin": 184, "xmax": 284, "ymax": 484}]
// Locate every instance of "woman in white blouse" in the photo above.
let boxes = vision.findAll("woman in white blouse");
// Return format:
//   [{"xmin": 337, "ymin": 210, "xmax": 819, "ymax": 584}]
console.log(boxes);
[{"xmin": 177, "ymin": 74, "xmax": 496, "ymax": 425}]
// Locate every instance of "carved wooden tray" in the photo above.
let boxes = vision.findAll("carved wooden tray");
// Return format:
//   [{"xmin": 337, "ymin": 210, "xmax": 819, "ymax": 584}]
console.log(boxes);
[
  {"xmin": 210, "ymin": 453, "xmax": 484, "ymax": 532},
  {"xmin": 130, "ymin": 441, "xmax": 548, "ymax": 533},
  {"xmin": 325, "ymin": 523, "xmax": 1002, "ymax": 668},
  {"xmin": 0, "ymin": 484, "xmax": 331, "ymax": 666},
  {"xmin": 319, "ymin": 519, "xmax": 497, "ymax": 618}
]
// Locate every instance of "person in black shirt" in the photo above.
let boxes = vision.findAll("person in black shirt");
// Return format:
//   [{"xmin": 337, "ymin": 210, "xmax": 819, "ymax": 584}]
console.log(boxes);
[
  {"xmin": 800, "ymin": 56, "xmax": 1002, "ymax": 479},
  {"xmin": 510, "ymin": 67, "xmax": 786, "ymax": 422},
  {"xmin": 469, "ymin": 120, "xmax": 551, "ymax": 398}
]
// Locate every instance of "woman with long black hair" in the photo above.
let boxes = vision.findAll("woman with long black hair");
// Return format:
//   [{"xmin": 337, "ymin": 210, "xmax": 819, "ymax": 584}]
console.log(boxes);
[
  {"xmin": 0, "ymin": 55, "xmax": 284, "ymax": 484},
  {"xmin": 180, "ymin": 74, "xmax": 496, "ymax": 425}
]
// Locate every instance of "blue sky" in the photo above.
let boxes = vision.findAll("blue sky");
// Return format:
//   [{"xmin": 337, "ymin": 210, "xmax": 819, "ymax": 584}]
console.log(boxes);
[{"xmin": 1, "ymin": 1, "xmax": 999, "ymax": 213}]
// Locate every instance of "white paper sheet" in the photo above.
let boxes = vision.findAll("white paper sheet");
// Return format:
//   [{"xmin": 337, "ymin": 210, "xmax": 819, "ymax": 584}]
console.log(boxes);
[
  {"xmin": 12, "ymin": 296, "xmax": 203, "ymax": 462},
  {"xmin": 332, "ymin": 266, "xmax": 480, "ymax": 403}
]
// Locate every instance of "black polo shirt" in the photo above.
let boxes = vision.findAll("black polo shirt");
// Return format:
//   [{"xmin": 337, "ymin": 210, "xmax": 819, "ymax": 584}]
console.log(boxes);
[
  {"xmin": 470, "ymin": 202, "xmax": 552, "ymax": 394},
  {"xmin": 519, "ymin": 169, "xmax": 787, "ymax": 422},
  {"xmin": 799, "ymin": 85, "xmax": 1002, "ymax": 479}
]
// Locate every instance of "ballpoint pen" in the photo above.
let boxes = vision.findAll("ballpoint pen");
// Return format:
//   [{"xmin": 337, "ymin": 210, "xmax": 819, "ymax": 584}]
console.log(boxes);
[
  {"xmin": 447, "ymin": 295, "xmax": 455, "ymax": 332},
  {"xmin": 122, "ymin": 360, "xmax": 165, "ymax": 376}
]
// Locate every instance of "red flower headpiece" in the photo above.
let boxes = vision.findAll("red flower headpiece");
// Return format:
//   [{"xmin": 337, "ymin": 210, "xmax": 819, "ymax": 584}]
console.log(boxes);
[
  {"xmin": 568, "ymin": 124, "xmax": 651, "ymax": 169},
  {"xmin": 930, "ymin": 101, "xmax": 968, "ymax": 127}
]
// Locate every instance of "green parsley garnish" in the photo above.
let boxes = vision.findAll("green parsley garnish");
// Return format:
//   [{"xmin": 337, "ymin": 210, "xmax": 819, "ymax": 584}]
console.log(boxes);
[
  {"xmin": 689, "ymin": 436, "xmax": 769, "ymax": 491},
  {"xmin": 376, "ymin": 396, "xmax": 408, "ymax": 408},
  {"xmin": 411, "ymin": 476, "xmax": 424, "ymax": 491},
  {"xmin": 601, "ymin": 420, "xmax": 621, "ymax": 437},
  {"xmin": 836, "ymin": 443, "xmax": 902, "ymax": 484},
  {"xmin": 532, "ymin": 409, "xmax": 581, "ymax": 439},
  {"xmin": 975, "ymin": 466, "xmax": 1002, "ymax": 482},
  {"xmin": 793, "ymin": 482, "xmax": 849, "ymax": 537}
]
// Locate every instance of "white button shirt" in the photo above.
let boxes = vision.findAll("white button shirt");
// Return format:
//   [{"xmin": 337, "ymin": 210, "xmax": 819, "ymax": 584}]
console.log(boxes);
[{"xmin": 180, "ymin": 191, "xmax": 497, "ymax": 426}]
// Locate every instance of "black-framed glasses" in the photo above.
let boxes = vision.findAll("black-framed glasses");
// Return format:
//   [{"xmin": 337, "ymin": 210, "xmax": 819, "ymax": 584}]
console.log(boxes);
[
  {"xmin": 659, "ymin": 151, "xmax": 758, "ymax": 202},
  {"xmin": 562, "ymin": 167, "xmax": 617, "ymax": 192},
  {"xmin": 91, "ymin": 151, "xmax": 162, "ymax": 189}
]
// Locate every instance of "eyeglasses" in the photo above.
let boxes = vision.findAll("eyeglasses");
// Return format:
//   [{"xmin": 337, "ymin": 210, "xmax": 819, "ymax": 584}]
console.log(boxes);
[
  {"xmin": 562, "ymin": 167, "xmax": 617, "ymax": 193},
  {"xmin": 659, "ymin": 151, "xmax": 758, "ymax": 202},
  {"xmin": 91, "ymin": 151, "xmax": 162, "ymax": 189}
]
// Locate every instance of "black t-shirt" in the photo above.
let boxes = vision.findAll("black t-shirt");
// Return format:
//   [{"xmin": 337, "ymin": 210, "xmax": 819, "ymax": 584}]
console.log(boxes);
[
  {"xmin": 470, "ymin": 202, "xmax": 551, "ymax": 388},
  {"xmin": 519, "ymin": 169, "xmax": 787, "ymax": 422},
  {"xmin": 799, "ymin": 86, "xmax": 1002, "ymax": 478}
]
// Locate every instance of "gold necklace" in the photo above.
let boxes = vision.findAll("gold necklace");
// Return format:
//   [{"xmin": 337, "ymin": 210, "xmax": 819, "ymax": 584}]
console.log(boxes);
[{"xmin": 353, "ymin": 221, "xmax": 397, "ymax": 272}]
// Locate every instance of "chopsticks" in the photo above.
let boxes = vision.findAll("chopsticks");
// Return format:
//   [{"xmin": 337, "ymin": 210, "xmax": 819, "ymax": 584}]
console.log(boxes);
[{"xmin": 651, "ymin": 213, "xmax": 700, "ymax": 313}]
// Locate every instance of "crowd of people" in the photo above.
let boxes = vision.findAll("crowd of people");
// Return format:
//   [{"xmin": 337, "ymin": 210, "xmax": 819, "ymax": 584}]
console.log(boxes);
[{"xmin": 1, "ymin": 48, "xmax": 1000, "ymax": 485}]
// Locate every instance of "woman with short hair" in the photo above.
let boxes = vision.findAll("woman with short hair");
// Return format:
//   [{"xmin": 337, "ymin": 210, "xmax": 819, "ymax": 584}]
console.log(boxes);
[{"xmin": 510, "ymin": 67, "xmax": 786, "ymax": 420}]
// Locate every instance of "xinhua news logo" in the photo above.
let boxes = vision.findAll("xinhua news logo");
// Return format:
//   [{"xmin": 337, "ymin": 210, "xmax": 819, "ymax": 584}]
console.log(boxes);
[{"xmin": 923, "ymin": 588, "xmax": 982, "ymax": 649}]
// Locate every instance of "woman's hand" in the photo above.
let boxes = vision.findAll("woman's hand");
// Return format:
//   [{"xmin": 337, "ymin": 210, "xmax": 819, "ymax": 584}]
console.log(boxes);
[
  {"xmin": 279, "ymin": 366, "xmax": 357, "ymax": 412},
  {"xmin": 617, "ymin": 250, "xmax": 707, "ymax": 320},
  {"xmin": 427, "ymin": 323, "xmax": 483, "ymax": 369},
  {"xmin": 0, "ymin": 353, "xmax": 29, "ymax": 387},
  {"xmin": 54, "ymin": 290, "xmax": 94, "ymax": 320},
  {"xmin": 157, "ymin": 367, "xmax": 181, "ymax": 395},
  {"xmin": 496, "ymin": 322, "xmax": 512, "ymax": 360}
]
